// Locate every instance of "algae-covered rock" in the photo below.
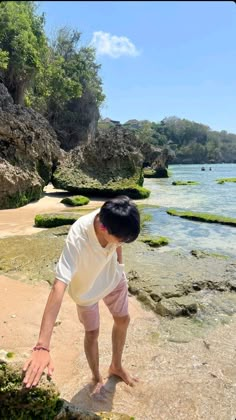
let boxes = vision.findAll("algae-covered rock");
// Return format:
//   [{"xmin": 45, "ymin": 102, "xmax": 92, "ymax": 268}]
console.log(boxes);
[
  {"xmin": 61, "ymin": 196, "xmax": 90, "ymax": 206},
  {"xmin": 172, "ymin": 180, "xmax": 199, "ymax": 186},
  {"xmin": 0, "ymin": 360, "xmax": 63, "ymax": 420},
  {"xmin": 140, "ymin": 236, "xmax": 169, "ymax": 247},
  {"xmin": 52, "ymin": 126, "xmax": 150, "ymax": 199},
  {"xmin": 35, "ymin": 213, "xmax": 81, "ymax": 228},
  {"xmin": 167, "ymin": 209, "xmax": 236, "ymax": 227},
  {"xmin": 0, "ymin": 359, "xmax": 133, "ymax": 420}
]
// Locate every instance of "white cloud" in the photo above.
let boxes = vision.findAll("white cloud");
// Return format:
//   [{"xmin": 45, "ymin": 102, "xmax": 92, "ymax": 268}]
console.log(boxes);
[{"xmin": 90, "ymin": 31, "xmax": 140, "ymax": 58}]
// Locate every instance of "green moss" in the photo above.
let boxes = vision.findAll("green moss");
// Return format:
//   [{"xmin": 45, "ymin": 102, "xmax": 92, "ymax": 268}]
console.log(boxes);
[
  {"xmin": 140, "ymin": 213, "xmax": 153, "ymax": 229},
  {"xmin": 167, "ymin": 209, "xmax": 236, "ymax": 227},
  {"xmin": 144, "ymin": 168, "xmax": 170, "ymax": 178},
  {"xmin": 172, "ymin": 180, "xmax": 199, "ymax": 186},
  {"xmin": 61, "ymin": 195, "xmax": 90, "ymax": 206},
  {"xmin": 0, "ymin": 363, "xmax": 63, "ymax": 420},
  {"xmin": 52, "ymin": 169, "xmax": 150, "ymax": 199},
  {"xmin": 143, "ymin": 169, "xmax": 156, "ymax": 178},
  {"xmin": 3, "ymin": 186, "xmax": 42, "ymax": 209},
  {"xmin": 216, "ymin": 178, "xmax": 236, "ymax": 183},
  {"xmin": 35, "ymin": 213, "xmax": 80, "ymax": 228},
  {"xmin": 6, "ymin": 352, "xmax": 15, "ymax": 359},
  {"xmin": 191, "ymin": 249, "xmax": 229, "ymax": 260},
  {"xmin": 140, "ymin": 236, "xmax": 169, "ymax": 247}
]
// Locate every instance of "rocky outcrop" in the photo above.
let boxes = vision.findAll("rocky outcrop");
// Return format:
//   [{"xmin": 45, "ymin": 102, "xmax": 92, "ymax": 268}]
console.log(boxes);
[
  {"xmin": 52, "ymin": 126, "xmax": 150, "ymax": 198},
  {"xmin": 150, "ymin": 147, "xmax": 175, "ymax": 177},
  {"xmin": 51, "ymin": 90, "xmax": 100, "ymax": 151},
  {"xmin": 0, "ymin": 83, "xmax": 62, "ymax": 209},
  {"xmin": 0, "ymin": 357, "xmax": 131, "ymax": 419}
]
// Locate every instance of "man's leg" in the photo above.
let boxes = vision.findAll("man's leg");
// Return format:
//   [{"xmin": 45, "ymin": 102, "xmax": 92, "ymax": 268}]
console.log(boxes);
[
  {"xmin": 76, "ymin": 304, "xmax": 104, "ymax": 394},
  {"xmin": 109, "ymin": 314, "xmax": 138, "ymax": 386},
  {"xmin": 103, "ymin": 275, "xmax": 138, "ymax": 386},
  {"xmin": 84, "ymin": 328, "xmax": 102, "ymax": 385}
]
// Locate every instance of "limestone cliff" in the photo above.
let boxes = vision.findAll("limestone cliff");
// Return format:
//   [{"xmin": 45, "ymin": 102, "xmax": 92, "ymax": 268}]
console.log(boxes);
[
  {"xmin": 0, "ymin": 83, "xmax": 62, "ymax": 209},
  {"xmin": 52, "ymin": 126, "xmax": 149, "ymax": 199}
]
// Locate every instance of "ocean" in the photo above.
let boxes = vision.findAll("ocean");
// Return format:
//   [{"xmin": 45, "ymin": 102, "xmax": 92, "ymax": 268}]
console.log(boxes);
[{"xmin": 142, "ymin": 163, "xmax": 236, "ymax": 257}]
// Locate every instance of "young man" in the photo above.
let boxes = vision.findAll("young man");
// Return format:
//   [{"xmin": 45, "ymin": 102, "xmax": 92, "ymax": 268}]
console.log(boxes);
[{"xmin": 23, "ymin": 195, "xmax": 140, "ymax": 396}]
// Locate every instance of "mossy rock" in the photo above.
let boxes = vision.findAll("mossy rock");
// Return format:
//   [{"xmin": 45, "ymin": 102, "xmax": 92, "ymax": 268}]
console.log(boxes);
[
  {"xmin": 56, "ymin": 185, "xmax": 150, "ymax": 200},
  {"xmin": 52, "ymin": 169, "xmax": 150, "ymax": 200},
  {"xmin": 172, "ymin": 180, "xmax": 199, "ymax": 186},
  {"xmin": 140, "ymin": 236, "xmax": 169, "ymax": 247},
  {"xmin": 143, "ymin": 169, "xmax": 156, "ymax": 178},
  {"xmin": 4, "ymin": 185, "xmax": 42, "ymax": 209},
  {"xmin": 35, "ymin": 213, "xmax": 80, "ymax": 228},
  {"xmin": 0, "ymin": 361, "xmax": 62, "ymax": 420},
  {"xmin": 167, "ymin": 209, "xmax": 236, "ymax": 227},
  {"xmin": 61, "ymin": 196, "xmax": 90, "ymax": 207},
  {"xmin": 216, "ymin": 178, "xmax": 236, "ymax": 183},
  {"xmin": 0, "ymin": 361, "xmax": 132, "ymax": 420},
  {"xmin": 191, "ymin": 250, "xmax": 229, "ymax": 260},
  {"xmin": 143, "ymin": 168, "xmax": 170, "ymax": 178}
]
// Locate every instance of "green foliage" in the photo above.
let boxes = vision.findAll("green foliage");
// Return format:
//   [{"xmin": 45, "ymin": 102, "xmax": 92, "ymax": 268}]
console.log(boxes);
[
  {"xmin": 61, "ymin": 195, "xmax": 90, "ymax": 206},
  {"xmin": 140, "ymin": 236, "xmax": 169, "ymax": 247},
  {"xmin": 172, "ymin": 180, "xmax": 199, "ymax": 186},
  {"xmin": 167, "ymin": 209, "xmax": 236, "ymax": 226},
  {"xmin": 35, "ymin": 213, "xmax": 79, "ymax": 228},
  {"xmin": 0, "ymin": 1, "xmax": 47, "ymax": 104},
  {"xmin": 27, "ymin": 27, "xmax": 105, "ymax": 117},
  {"xmin": 0, "ymin": 49, "xmax": 9, "ymax": 70},
  {"xmin": 124, "ymin": 117, "xmax": 236, "ymax": 164}
]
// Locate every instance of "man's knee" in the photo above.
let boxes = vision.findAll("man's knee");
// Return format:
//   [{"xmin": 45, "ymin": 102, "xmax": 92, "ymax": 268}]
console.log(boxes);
[
  {"xmin": 113, "ymin": 314, "xmax": 130, "ymax": 328},
  {"xmin": 85, "ymin": 328, "xmax": 99, "ymax": 342}
]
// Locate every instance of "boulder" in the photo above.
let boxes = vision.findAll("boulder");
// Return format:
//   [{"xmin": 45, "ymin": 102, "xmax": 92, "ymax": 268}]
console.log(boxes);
[
  {"xmin": 52, "ymin": 126, "xmax": 150, "ymax": 199},
  {"xmin": 0, "ymin": 357, "xmax": 132, "ymax": 420},
  {"xmin": 0, "ymin": 83, "xmax": 62, "ymax": 209}
]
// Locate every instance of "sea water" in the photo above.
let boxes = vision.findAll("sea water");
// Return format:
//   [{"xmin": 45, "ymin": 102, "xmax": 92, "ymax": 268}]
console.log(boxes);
[{"xmin": 142, "ymin": 163, "xmax": 236, "ymax": 257}]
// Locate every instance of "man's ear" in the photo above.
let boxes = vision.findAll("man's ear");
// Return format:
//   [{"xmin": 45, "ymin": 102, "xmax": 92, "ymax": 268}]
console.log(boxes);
[{"xmin": 100, "ymin": 223, "xmax": 107, "ymax": 232}]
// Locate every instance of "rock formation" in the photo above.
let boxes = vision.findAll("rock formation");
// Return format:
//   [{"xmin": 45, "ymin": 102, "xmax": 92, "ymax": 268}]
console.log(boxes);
[
  {"xmin": 52, "ymin": 126, "xmax": 150, "ymax": 198},
  {"xmin": 0, "ymin": 83, "xmax": 62, "ymax": 209}
]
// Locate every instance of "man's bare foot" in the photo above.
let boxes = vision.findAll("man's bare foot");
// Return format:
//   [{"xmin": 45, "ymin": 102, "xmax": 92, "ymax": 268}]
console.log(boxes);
[
  {"xmin": 108, "ymin": 365, "xmax": 139, "ymax": 387},
  {"xmin": 89, "ymin": 374, "xmax": 106, "ymax": 401}
]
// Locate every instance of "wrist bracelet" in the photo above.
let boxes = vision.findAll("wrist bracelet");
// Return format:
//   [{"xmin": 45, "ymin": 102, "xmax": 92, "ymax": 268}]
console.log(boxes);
[{"xmin": 32, "ymin": 345, "xmax": 50, "ymax": 352}]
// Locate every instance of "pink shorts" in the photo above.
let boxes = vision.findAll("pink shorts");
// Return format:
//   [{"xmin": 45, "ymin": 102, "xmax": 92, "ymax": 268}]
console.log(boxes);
[{"xmin": 76, "ymin": 274, "xmax": 129, "ymax": 331}]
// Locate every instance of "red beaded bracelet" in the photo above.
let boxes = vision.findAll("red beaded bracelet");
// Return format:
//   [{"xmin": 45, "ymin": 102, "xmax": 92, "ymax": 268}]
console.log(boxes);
[{"xmin": 32, "ymin": 345, "xmax": 50, "ymax": 352}]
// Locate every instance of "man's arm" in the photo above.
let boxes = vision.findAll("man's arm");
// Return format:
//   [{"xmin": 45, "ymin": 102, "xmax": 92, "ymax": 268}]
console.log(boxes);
[
  {"xmin": 23, "ymin": 278, "xmax": 67, "ymax": 388},
  {"xmin": 116, "ymin": 245, "xmax": 123, "ymax": 264}
]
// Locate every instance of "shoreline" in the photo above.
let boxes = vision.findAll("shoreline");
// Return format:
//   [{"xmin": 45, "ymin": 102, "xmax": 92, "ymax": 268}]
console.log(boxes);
[{"xmin": 1, "ymin": 184, "xmax": 236, "ymax": 417}]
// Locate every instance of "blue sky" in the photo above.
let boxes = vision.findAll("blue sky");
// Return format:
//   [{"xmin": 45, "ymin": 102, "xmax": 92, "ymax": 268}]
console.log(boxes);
[{"xmin": 38, "ymin": 1, "xmax": 236, "ymax": 133}]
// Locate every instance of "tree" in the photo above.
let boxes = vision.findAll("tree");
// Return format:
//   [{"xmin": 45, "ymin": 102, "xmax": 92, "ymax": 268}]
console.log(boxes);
[{"xmin": 0, "ymin": 1, "xmax": 47, "ymax": 104}]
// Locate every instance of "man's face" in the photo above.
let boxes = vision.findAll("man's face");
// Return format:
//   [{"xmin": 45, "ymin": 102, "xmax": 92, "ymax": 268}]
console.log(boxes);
[{"xmin": 103, "ymin": 230, "xmax": 123, "ymax": 245}]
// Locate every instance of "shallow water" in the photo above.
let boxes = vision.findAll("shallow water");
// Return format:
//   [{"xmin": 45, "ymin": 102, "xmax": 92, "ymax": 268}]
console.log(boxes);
[{"xmin": 143, "ymin": 163, "xmax": 236, "ymax": 257}]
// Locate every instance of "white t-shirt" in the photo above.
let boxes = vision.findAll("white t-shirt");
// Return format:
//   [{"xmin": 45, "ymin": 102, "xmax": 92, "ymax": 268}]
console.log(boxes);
[{"xmin": 55, "ymin": 209, "xmax": 125, "ymax": 306}]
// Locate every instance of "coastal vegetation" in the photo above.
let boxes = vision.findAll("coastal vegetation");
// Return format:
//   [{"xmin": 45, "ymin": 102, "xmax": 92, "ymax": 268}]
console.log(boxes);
[
  {"xmin": 119, "ymin": 117, "xmax": 236, "ymax": 164},
  {"xmin": 167, "ymin": 209, "xmax": 236, "ymax": 227}
]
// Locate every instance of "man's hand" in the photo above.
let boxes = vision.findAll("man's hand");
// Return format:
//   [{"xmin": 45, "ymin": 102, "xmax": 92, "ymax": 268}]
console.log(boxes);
[{"xmin": 23, "ymin": 349, "xmax": 54, "ymax": 388}]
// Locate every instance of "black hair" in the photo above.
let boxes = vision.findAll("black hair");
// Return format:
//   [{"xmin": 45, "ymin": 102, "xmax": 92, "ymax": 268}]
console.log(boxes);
[{"xmin": 99, "ymin": 195, "xmax": 140, "ymax": 243}]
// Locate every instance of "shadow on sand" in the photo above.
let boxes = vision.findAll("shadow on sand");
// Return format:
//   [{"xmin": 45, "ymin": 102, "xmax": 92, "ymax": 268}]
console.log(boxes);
[{"xmin": 70, "ymin": 375, "xmax": 122, "ymax": 413}]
